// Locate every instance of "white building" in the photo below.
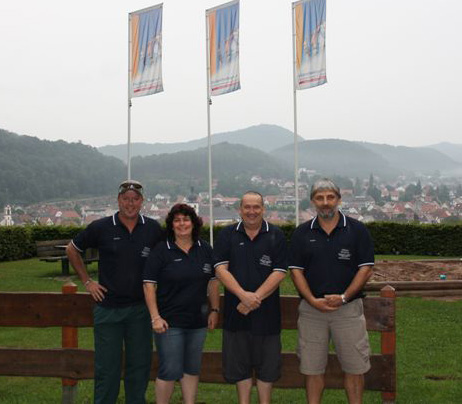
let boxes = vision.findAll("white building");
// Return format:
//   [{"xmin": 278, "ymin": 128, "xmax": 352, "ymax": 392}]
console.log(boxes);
[{"xmin": 0, "ymin": 205, "xmax": 14, "ymax": 226}]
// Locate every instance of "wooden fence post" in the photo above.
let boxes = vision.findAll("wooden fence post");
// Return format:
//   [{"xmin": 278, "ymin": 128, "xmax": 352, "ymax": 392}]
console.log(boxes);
[
  {"xmin": 62, "ymin": 282, "xmax": 78, "ymax": 404},
  {"xmin": 380, "ymin": 285, "xmax": 396, "ymax": 404}
]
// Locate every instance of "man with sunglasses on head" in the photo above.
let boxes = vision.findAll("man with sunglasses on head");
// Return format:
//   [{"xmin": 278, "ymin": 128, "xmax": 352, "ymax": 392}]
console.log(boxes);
[{"xmin": 66, "ymin": 180, "xmax": 163, "ymax": 404}]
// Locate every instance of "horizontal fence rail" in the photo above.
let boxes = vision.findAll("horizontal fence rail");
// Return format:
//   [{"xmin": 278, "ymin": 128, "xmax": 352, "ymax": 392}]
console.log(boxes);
[{"xmin": 0, "ymin": 284, "xmax": 397, "ymax": 403}]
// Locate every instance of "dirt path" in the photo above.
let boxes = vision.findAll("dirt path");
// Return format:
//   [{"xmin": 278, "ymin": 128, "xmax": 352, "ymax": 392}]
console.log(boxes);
[{"xmin": 373, "ymin": 259, "xmax": 462, "ymax": 282}]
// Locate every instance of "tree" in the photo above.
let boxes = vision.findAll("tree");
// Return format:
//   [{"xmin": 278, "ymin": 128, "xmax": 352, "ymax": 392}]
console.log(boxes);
[
  {"xmin": 456, "ymin": 184, "xmax": 462, "ymax": 198},
  {"xmin": 416, "ymin": 179, "xmax": 422, "ymax": 196},
  {"xmin": 402, "ymin": 184, "xmax": 418, "ymax": 202},
  {"xmin": 353, "ymin": 177, "xmax": 362, "ymax": 196},
  {"xmin": 299, "ymin": 198, "xmax": 311, "ymax": 211},
  {"xmin": 366, "ymin": 173, "xmax": 382, "ymax": 204},
  {"xmin": 436, "ymin": 185, "xmax": 450, "ymax": 203}
]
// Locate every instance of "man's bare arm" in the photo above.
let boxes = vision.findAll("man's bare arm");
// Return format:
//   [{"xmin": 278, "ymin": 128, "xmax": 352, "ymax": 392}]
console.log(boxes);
[
  {"xmin": 215, "ymin": 264, "xmax": 261, "ymax": 310},
  {"xmin": 66, "ymin": 242, "xmax": 107, "ymax": 302},
  {"xmin": 324, "ymin": 265, "xmax": 373, "ymax": 307},
  {"xmin": 290, "ymin": 269, "xmax": 338, "ymax": 313}
]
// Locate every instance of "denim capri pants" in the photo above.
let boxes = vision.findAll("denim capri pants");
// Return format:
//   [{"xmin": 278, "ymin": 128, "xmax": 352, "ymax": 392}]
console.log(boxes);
[{"xmin": 154, "ymin": 327, "xmax": 207, "ymax": 381}]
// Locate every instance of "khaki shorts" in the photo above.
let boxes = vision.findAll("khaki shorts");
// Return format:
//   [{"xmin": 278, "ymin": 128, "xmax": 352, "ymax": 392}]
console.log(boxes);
[{"xmin": 297, "ymin": 298, "xmax": 371, "ymax": 375}]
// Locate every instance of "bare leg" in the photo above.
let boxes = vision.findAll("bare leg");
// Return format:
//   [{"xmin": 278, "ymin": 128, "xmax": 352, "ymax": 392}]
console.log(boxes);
[
  {"xmin": 344, "ymin": 373, "xmax": 364, "ymax": 404},
  {"xmin": 155, "ymin": 378, "xmax": 175, "ymax": 404},
  {"xmin": 236, "ymin": 378, "xmax": 253, "ymax": 404},
  {"xmin": 306, "ymin": 374, "xmax": 325, "ymax": 404},
  {"xmin": 256, "ymin": 379, "xmax": 273, "ymax": 404},
  {"xmin": 180, "ymin": 373, "xmax": 200, "ymax": 404}
]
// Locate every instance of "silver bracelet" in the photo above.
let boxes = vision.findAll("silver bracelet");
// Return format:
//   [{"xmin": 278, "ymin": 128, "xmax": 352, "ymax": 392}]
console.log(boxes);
[{"xmin": 84, "ymin": 279, "xmax": 93, "ymax": 286}]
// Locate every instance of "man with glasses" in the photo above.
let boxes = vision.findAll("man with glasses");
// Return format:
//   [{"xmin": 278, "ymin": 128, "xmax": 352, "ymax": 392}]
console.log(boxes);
[
  {"xmin": 289, "ymin": 178, "xmax": 374, "ymax": 404},
  {"xmin": 66, "ymin": 180, "xmax": 163, "ymax": 404}
]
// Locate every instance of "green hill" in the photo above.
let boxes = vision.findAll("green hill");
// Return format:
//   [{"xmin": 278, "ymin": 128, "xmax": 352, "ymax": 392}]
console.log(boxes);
[
  {"xmin": 357, "ymin": 141, "xmax": 460, "ymax": 174},
  {"xmin": 272, "ymin": 139, "xmax": 397, "ymax": 178},
  {"xmin": 99, "ymin": 124, "xmax": 301, "ymax": 161},
  {"xmin": 272, "ymin": 138, "xmax": 461, "ymax": 178},
  {"xmin": 0, "ymin": 129, "xmax": 125, "ymax": 205},
  {"xmin": 427, "ymin": 142, "xmax": 462, "ymax": 163},
  {"xmin": 132, "ymin": 142, "xmax": 291, "ymax": 197}
]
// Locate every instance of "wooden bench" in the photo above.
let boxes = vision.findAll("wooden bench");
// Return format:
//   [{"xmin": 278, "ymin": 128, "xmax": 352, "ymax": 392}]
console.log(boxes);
[
  {"xmin": 36, "ymin": 239, "xmax": 72, "ymax": 257},
  {"xmin": 36, "ymin": 240, "xmax": 98, "ymax": 276},
  {"xmin": 0, "ymin": 284, "xmax": 396, "ymax": 403}
]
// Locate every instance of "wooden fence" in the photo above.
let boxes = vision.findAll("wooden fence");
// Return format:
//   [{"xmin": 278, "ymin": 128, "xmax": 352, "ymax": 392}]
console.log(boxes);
[{"xmin": 0, "ymin": 284, "xmax": 396, "ymax": 404}]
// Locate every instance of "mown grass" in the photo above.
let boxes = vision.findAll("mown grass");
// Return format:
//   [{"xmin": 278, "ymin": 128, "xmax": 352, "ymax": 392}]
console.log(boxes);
[{"xmin": 1, "ymin": 258, "xmax": 461, "ymax": 403}]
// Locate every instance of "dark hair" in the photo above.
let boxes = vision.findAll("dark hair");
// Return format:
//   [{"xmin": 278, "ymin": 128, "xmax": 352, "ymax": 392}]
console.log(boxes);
[
  {"xmin": 165, "ymin": 203, "xmax": 203, "ymax": 242},
  {"xmin": 240, "ymin": 191, "xmax": 264, "ymax": 207}
]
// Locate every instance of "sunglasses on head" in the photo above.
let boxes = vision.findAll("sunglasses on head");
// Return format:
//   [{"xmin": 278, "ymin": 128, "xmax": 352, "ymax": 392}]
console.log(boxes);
[{"xmin": 118, "ymin": 181, "xmax": 143, "ymax": 195}]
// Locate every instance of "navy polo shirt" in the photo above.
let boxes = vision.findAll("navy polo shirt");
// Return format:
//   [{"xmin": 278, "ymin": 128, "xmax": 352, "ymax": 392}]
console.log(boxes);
[
  {"xmin": 213, "ymin": 220, "xmax": 288, "ymax": 336},
  {"xmin": 289, "ymin": 212, "xmax": 374, "ymax": 300},
  {"xmin": 143, "ymin": 239, "xmax": 215, "ymax": 329},
  {"xmin": 72, "ymin": 213, "xmax": 163, "ymax": 308}
]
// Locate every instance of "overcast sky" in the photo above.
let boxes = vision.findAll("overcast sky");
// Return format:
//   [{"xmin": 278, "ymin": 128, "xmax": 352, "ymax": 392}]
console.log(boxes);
[{"xmin": 1, "ymin": 0, "xmax": 461, "ymax": 148}]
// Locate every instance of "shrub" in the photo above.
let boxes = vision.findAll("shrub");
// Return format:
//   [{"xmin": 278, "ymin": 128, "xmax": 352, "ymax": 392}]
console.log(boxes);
[{"xmin": 1, "ymin": 222, "xmax": 461, "ymax": 262}]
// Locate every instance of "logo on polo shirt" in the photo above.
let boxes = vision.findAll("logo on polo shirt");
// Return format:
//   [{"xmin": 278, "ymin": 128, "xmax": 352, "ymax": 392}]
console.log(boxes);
[
  {"xmin": 202, "ymin": 263, "xmax": 212, "ymax": 274},
  {"xmin": 259, "ymin": 254, "xmax": 272, "ymax": 267},
  {"xmin": 141, "ymin": 246, "xmax": 151, "ymax": 258},
  {"xmin": 338, "ymin": 248, "xmax": 351, "ymax": 260}
]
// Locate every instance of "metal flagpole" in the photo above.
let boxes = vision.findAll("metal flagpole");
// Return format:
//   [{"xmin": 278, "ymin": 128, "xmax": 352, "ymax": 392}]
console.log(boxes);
[
  {"xmin": 205, "ymin": 12, "xmax": 214, "ymax": 246},
  {"xmin": 127, "ymin": 13, "xmax": 132, "ymax": 180},
  {"xmin": 292, "ymin": 3, "xmax": 300, "ymax": 227}
]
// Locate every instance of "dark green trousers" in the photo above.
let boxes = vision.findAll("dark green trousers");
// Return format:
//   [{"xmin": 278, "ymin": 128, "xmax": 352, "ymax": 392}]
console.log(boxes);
[{"xmin": 93, "ymin": 304, "xmax": 152, "ymax": 404}]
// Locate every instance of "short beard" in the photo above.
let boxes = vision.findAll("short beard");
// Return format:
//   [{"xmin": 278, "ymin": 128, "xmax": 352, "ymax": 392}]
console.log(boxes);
[{"xmin": 317, "ymin": 208, "xmax": 337, "ymax": 219}]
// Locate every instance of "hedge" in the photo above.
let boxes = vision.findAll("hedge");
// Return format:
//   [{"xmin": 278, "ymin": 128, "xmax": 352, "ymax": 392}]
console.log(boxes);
[
  {"xmin": 1, "ymin": 222, "xmax": 461, "ymax": 262},
  {"xmin": 366, "ymin": 222, "xmax": 462, "ymax": 256},
  {"xmin": 0, "ymin": 226, "xmax": 85, "ymax": 262},
  {"xmin": 0, "ymin": 227, "xmax": 36, "ymax": 261}
]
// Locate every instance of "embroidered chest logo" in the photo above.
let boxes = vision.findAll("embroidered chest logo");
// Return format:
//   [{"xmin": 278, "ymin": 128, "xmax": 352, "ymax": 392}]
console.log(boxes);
[
  {"xmin": 141, "ymin": 246, "xmax": 151, "ymax": 258},
  {"xmin": 259, "ymin": 254, "xmax": 272, "ymax": 267},
  {"xmin": 338, "ymin": 248, "xmax": 351, "ymax": 260},
  {"xmin": 202, "ymin": 263, "xmax": 212, "ymax": 274}
]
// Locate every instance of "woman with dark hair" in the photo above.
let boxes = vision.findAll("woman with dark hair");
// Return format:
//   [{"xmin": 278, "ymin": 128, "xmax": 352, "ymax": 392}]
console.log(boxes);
[{"xmin": 143, "ymin": 204, "xmax": 220, "ymax": 404}]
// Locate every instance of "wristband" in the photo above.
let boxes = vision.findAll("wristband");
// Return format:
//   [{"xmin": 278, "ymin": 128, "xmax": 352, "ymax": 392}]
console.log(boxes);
[
  {"xmin": 151, "ymin": 316, "xmax": 161, "ymax": 323},
  {"xmin": 341, "ymin": 294, "xmax": 348, "ymax": 305},
  {"xmin": 84, "ymin": 279, "xmax": 93, "ymax": 286}
]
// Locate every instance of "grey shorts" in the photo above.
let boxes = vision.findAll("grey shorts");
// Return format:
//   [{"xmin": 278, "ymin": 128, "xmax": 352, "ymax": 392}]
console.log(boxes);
[
  {"xmin": 222, "ymin": 330, "xmax": 282, "ymax": 383},
  {"xmin": 297, "ymin": 298, "xmax": 371, "ymax": 375}
]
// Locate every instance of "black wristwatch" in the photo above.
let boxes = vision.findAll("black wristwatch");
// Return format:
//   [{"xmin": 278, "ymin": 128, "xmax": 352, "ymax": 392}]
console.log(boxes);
[{"xmin": 210, "ymin": 308, "xmax": 220, "ymax": 313}]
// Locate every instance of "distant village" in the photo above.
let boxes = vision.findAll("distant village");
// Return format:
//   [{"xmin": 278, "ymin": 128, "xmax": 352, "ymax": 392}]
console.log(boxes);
[{"xmin": 2, "ymin": 173, "xmax": 462, "ymax": 227}]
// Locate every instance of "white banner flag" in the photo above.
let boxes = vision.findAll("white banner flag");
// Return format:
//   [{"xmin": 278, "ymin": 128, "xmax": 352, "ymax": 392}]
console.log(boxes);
[
  {"xmin": 206, "ymin": 0, "xmax": 240, "ymax": 96},
  {"xmin": 129, "ymin": 4, "xmax": 163, "ymax": 98},
  {"xmin": 294, "ymin": 0, "xmax": 327, "ymax": 90}
]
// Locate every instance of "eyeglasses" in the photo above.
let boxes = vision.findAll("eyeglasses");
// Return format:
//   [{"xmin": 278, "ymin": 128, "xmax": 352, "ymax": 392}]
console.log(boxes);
[{"xmin": 118, "ymin": 180, "xmax": 144, "ymax": 195}]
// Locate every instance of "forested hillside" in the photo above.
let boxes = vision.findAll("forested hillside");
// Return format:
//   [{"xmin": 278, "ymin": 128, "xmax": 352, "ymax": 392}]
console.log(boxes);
[
  {"xmin": 0, "ymin": 130, "xmax": 125, "ymax": 205},
  {"xmin": 132, "ymin": 142, "xmax": 292, "ymax": 197}
]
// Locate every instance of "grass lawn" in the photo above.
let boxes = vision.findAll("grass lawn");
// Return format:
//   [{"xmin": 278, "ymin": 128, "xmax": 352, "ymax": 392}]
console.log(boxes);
[{"xmin": 1, "ymin": 258, "xmax": 461, "ymax": 403}]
